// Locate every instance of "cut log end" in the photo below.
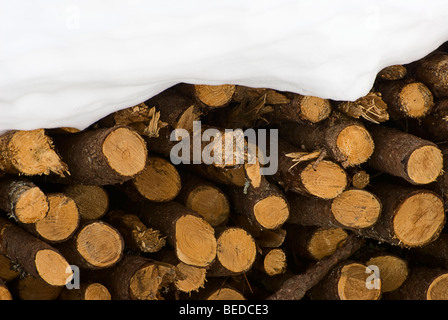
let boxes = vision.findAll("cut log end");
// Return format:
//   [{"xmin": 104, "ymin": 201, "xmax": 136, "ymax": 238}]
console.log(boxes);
[
  {"xmin": 336, "ymin": 125, "xmax": 375, "ymax": 166},
  {"xmin": 63, "ymin": 185, "xmax": 109, "ymax": 220},
  {"xmin": 185, "ymin": 185, "xmax": 230, "ymax": 227},
  {"xmin": 331, "ymin": 189, "xmax": 381, "ymax": 229},
  {"xmin": 129, "ymin": 263, "xmax": 175, "ymax": 300},
  {"xmin": 407, "ymin": 145, "xmax": 443, "ymax": 184},
  {"xmin": 1, "ymin": 129, "xmax": 68, "ymax": 176},
  {"xmin": 253, "ymin": 195, "xmax": 289, "ymax": 230},
  {"xmin": 308, "ymin": 228, "xmax": 349, "ymax": 260},
  {"xmin": 133, "ymin": 156, "xmax": 181, "ymax": 202},
  {"xmin": 175, "ymin": 104, "xmax": 201, "ymax": 132},
  {"xmin": 337, "ymin": 263, "xmax": 382, "ymax": 300},
  {"xmin": 427, "ymin": 273, "xmax": 448, "ymax": 300},
  {"xmin": 366, "ymin": 255, "xmax": 409, "ymax": 293},
  {"xmin": 194, "ymin": 84, "xmax": 236, "ymax": 108},
  {"xmin": 34, "ymin": 193, "xmax": 79, "ymax": 243},
  {"xmin": 76, "ymin": 222, "xmax": 124, "ymax": 268},
  {"xmin": 299, "ymin": 96, "xmax": 332, "ymax": 123},
  {"xmin": 83, "ymin": 283, "xmax": 112, "ymax": 300},
  {"xmin": 206, "ymin": 287, "xmax": 246, "ymax": 300},
  {"xmin": 263, "ymin": 248, "xmax": 287, "ymax": 276},
  {"xmin": 398, "ymin": 82, "xmax": 434, "ymax": 118},
  {"xmin": 393, "ymin": 191, "xmax": 445, "ymax": 247},
  {"xmin": 102, "ymin": 127, "xmax": 147, "ymax": 178},
  {"xmin": 175, "ymin": 215, "xmax": 217, "ymax": 267},
  {"xmin": 299, "ymin": 160, "xmax": 347, "ymax": 199},
  {"xmin": 35, "ymin": 249, "xmax": 72, "ymax": 286},
  {"xmin": 175, "ymin": 262, "xmax": 207, "ymax": 293},
  {"xmin": 14, "ymin": 187, "xmax": 49, "ymax": 224},
  {"xmin": 377, "ymin": 65, "xmax": 407, "ymax": 81},
  {"xmin": 216, "ymin": 228, "xmax": 257, "ymax": 274}
]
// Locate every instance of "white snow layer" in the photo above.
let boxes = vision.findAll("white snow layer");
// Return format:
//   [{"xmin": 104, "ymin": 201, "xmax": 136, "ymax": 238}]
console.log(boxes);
[{"xmin": 1, "ymin": 0, "xmax": 448, "ymax": 133}]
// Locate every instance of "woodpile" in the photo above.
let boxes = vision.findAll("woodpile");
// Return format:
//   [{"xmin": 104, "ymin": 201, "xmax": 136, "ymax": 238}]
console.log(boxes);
[{"xmin": 2, "ymin": 45, "xmax": 448, "ymax": 301}]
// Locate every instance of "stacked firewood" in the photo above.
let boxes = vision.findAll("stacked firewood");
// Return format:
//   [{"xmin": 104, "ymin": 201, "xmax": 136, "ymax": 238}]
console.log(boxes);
[{"xmin": 1, "ymin": 45, "xmax": 448, "ymax": 300}]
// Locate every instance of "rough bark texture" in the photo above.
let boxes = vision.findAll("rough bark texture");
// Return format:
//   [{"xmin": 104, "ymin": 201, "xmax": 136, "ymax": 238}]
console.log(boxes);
[
  {"xmin": 355, "ymin": 183, "xmax": 445, "ymax": 248},
  {"xmin": 136, "ymin": 201, "xmax": 217, "ymax": 267},
  {"xmin": 51, "ymin": 126, "xmax": 147, "ymax": 185},
  {"xmin": 228, "ymin": 177, "xmax": 289, "ymax": 231},
  {"xmin": 287, "ymin": 189, "xmax": 381, "ymax": 231},
  {"xmin": 271, "ymin": 138, "xmax": 348, "ymax": 199},
  {"xmin": 0, "ymin": 177, "xmax": 49, "ymax": 224},
  {"xmin": 0, "ymin": 217, "xmax": 72, "ymax": 286},
  {"xmin": 85, "ymin": 254, "xmax": 176, "ymax": 300},
  {"xmin": 367, "ymin": 124, "xmax": 443, "ymax": 185},
  {"xmin": 278, "ymin": 112, "xmax": 375, "ymax": 167},
  {"xmin": 374, "ymin": 80, "xmax": 434, "ymax": 119},
  {"xmin": 385, "ymin": 266, "xmax": 448, "ymax": 300},
  {"xmin": 414, "ymin": 52, "xmax": 448, "ymax": 98}
]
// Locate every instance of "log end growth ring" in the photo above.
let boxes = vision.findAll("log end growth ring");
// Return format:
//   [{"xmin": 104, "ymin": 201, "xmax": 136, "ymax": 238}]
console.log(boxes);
[
  {"xmin": 406, "ymin": 145, "xmax": 443, "ymax": 185},
  {"xmin": 393, "ymin": 191, "xmax": 445, "ymax": 247},
  {"xmin": 102, "ymin": 127, "xmax": 147, "ymax": 178}
]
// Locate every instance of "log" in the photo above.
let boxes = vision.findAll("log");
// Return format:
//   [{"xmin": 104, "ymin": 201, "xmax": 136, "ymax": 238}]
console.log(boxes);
[
  {"xmin": 228, "ymin": 177, "xmax": 289, "ymax": 231},
  {"xmin": 11, "ymin": 274, "xmax": 63, "ymax": 300},
  {"xmin": 414, "ymin": 52, "xmax": 448, "ymax": 98},
  {"xmin": 176, "ymin": 171, "xmax": 230, "ymax": 227},
  {"xmin": 85, "ymin": 254, "xmax": 176, "ymax": 300},
  {"xmin": 124, "ymin": 154, "xmax": 182, "ymax": 203},
  {"xmin": 136, "ymin": 201, "xmax": 217, "ymax": 267},
  {"xmin": 59, "ymin": 282, "xmax": 112, "ymax": 300},
  {"xmin": 420, "ymin": 99, "xmax": 448, "ymax": 142},
  {"xmin": 56, "ymin": 220, "xmax": 124, "ymax": 270},
  {"xmin": 272, "ymin": 138, "xmax": 348, "ymax": 199},
  {"xmin": 308, "ymin": 260, "xmax": 382, "ymax": 300},
  {"xmin": 269, "ymin": 93, "xmax": 332, "ymax": 124},
  {"xmin": 193, "ymin": 84, "xmax": 236, "ymax": 109},
  {"xmin": 0, "ymin": 177, "xmax": 49, "ymax": 224},
  {"xmin": 144, "ymin": 83, "xmax": 202, "ymax": 133},
  {"xmin": 0, "ymin": 217, "xmax": 72, "ymax": 286},
  {"xmin": 0, "ymin": 129, "xmax": 68, "ymax": 176},
  {"xmin": 284, "ymin": 224, "xmax": 349, "ymax": 261},
  {"xmin": 174, "ymin": 261, "xmax": 207, "ymax": 295},
  {"xmin": 278, "ymin": 112, "xmax": 375, "ymax": 168},
  {"xmin": 23, "ymin": 193, "xmax": 80, "ymax": 243},
  {"xmin": 347, "ymin": 169, "xmax": 370, "ymax": 189},
  {"xmin": 106, "ymin": 210, "xmax": 166, "ymax": 253},
  {"xmin": 0, "ymin": 254, "xmax": 20, "ymax": 282},
  {"xmin": 255, "ymin": 248, "xmax": 288, "ymax": 277},
  {"xmin": 377, "ymin": 64, "xmax": 408, "ymax": 81},
  {"xmin": 363, "ymin": 252, "xmax": 409, "ymax": 293},
  {"xmin": 367, "ymin": 124, "xmax": 443, "ymax": 185},
  {"xmin": 51, "ymin": 126, "xmax": 147, "ymax": 185},
  {"xmin": 385, "ymin": 266, "xmax": 448, "ymax": 300},
  {"xmin": 336, "ymin": 92, "xmax": 389, "ymax": 124},
  {"xmin": 374, "ymin": 80, "xmax": 434, "ymax": 119},
  {"xmin": 231, "ymin": 215, "xmax": 287, "ymax": 248},
  {"xmin": 63, "ymin": 184, "xmax": 109, "ymax": 220},
  {"xmin": 355, "ymin": 183, "xmax": 445, "ymax": 247},
  {"xmin": 206, "ymin": 226, "xmax": 258, "ymax": 277},
  {"xmin": 287, "ymin": 189, "xmax": 381, "ymax": 230}
]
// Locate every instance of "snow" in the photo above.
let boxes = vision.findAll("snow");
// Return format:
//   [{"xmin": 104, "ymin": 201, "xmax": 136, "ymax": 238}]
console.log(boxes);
[{"xmin": 1, "ymin": 0, "xmax": 448, "ymax": 133}]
